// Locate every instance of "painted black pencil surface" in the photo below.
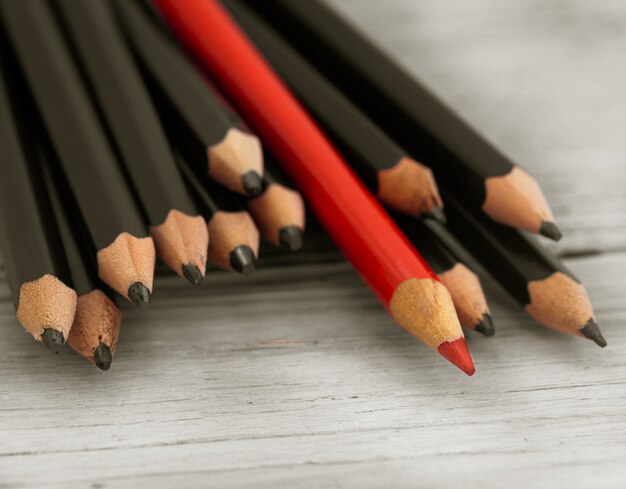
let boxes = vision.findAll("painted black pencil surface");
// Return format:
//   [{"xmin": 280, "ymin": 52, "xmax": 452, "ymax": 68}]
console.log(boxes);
[
  {"xmin": 394, "ymin": 214, "xmax": 492, "ymax": 336},
  {"xmin": 248, "ymin": 0, "xmax": 560, "ymax": 239},
  {"xmin": 54, "ymin": 0, "xmax": 208, "ymax": 286},
  {"xmin": 40, "ymin": 135, "xmax": 121, "ymax": 370},
  {"xmin": 0, "ymin": 0, "xmax": 155, "ymax": 305},
  {"xmin": 178, "ymin": 155, "xmax": 259, "ymax": 275},
  {"xmin": 0, "ymin": 47, "xmax": 76, "ymax": 351},
  {"xmin": 224, "ymin": 0, "xmax": 443, "ymax": 221},
  {"xmin": 442, "ymin": 190, "xmax": 605, "ymax": 346},
  {"xmin": 114, "ymin": 0, "xmax": 264, "ymax": 197}
]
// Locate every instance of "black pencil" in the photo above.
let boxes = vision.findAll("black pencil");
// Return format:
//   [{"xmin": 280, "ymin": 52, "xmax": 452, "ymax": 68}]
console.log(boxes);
[
  {"xmin": 224, "ymin": 0, "xmax": 443, "ymax": 222},
  {"xmin": 249, "ymin": 0, "xmax": 561, "ymax": 240},
  {"xmin": 246, "ymin": 161, "xmax": 306, "ymax": 251},
  {"xmin": 54, "ymin": 0, "xmax": 208, "ymax": 286},
  {"xmin": 178, "ymin": 157, "xmax": 259, "ymax": 275},
  {"xmin": 442, "ymin": 190, "xmax": 606, "ymax": 346},
  {"xmin": 0, "ymin": 48, "xmax": 76, "ymax": 353},
  {"xmin": 114, "ymin": 0, "xmax": 264, "ymax": 197},
  {"xmin": 40, "ymin": 132, "xmax": 121, "ymax": 371},
  {"xmin": 1, "ymin": 0, "xmax": 155, "ymax": 306},
  {"xmin": 395, "ymin": 214, "xmax": 493, "ymax": 336}
]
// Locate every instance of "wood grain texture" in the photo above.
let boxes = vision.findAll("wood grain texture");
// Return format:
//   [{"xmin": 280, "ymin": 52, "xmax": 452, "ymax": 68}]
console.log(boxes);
[{"xmin": 1, "ymin": 0, "xmax": 626, "ymax": 487}]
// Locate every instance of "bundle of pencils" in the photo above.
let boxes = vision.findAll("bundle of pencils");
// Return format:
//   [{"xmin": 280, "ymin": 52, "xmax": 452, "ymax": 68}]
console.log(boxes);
[
  {"xmin": 0, "ymin": 0, "xmax": 302, "ymax": 370},
  {"xmin": 0, "ymin": 0, "xmax": 606, "ymax": 375}
]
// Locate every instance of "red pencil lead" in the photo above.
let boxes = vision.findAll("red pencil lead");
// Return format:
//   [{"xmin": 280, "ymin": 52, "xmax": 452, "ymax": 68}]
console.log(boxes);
[{"xmin": 438, "ymin": 338, "xmax": 475, "ymax": 376}]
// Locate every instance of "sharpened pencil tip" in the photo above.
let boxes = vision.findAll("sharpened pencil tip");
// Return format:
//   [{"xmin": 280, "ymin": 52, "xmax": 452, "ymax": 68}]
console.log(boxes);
[
  {"xmin": 182, "ymin": 264, "xmax": 204, "ymax": 286},
  {"xmin": 41, "ymin": 328, "xmax": 65, "ymax": 354},
  {"xmin": 437, "ymin": 338, "xmax": 475, "ymax": 376},
  {"xmin": 422, "ymin": 206, "xmax": 447, "ymax": 224},
  {"xmin": 242, "ymin": 171, "xmax": 263, "ymax": 197},
  {"xmin": 127, "ymin": 282, "xmax": 151, "ymax": 307},
  {"xmin": 580, "ymin": 320, "xmax": 607, "ymax": 348},
  {"xmin": 474, "ymin": 314, "xmax": 495, "ymax": 337},
  {"xmin": 230, "ymin": 245, "xmax": 257, "ymax": 275},
  {"xmin": 94, "ymin": 342, "xmax": 113, "ymax": 371},
  {"xmin": 540, "ymin": 220, "xmax": 562, "ymax": 241},
  {"xmin": 279, "ymin": 226, "xmax": 303, "ymax": 251}
]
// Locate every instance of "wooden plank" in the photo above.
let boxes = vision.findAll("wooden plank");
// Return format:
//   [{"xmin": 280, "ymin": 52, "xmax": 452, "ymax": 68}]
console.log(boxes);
[{"xmin": 0, "ymin": 253, "xmax": 624, "ymax": 487}]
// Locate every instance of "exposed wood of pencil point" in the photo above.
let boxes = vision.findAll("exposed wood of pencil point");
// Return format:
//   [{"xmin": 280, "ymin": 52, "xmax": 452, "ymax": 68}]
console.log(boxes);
[
  {"xmin": 150, "ymin": 209, "xmax": 208, "ymax": 285},
  {"xmin": 388, "ymin": 277, "xmax": 475, "ymax": 375},
  {"xmin": 524, "ymin": 271, "xmax": 606, "ymax": 347},
  {"xmin": 377, "ymin": 157, "xmax": 443, "ymax": 219},
  {"xmin": 438, "ymin": 263, "xmax": 492, "ymax": 335},
  {"xmin": 67, "ymin": 290, "xmax": 121, "ymax": 370},
  {"xmin": 207, "ymin": 128, "xmax": 264, "ymax": 196},
  {"xmin": 247, "ymin": 183, "xmax": 305, "ymax": 249},
  {"xmin": 97, "ymin": 232, "xmax": 156, "ymax": 305},
  {"xmin": 483, "ymin": 165, "xmax": 561, "ymax": 240},
  {"xmin": 16, "ymin": 274, "xmax": 77, "ymax": 345},
  {"xmin": 208, "ymin": 211, "xmax": 259, "ymax": 274}
]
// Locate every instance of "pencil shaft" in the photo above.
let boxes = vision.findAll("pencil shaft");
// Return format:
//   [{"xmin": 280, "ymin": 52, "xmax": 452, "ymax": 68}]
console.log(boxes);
[
  {"xmin": 395, "ymin": 215, "xmax": 457, "ymax": 276},
  {"xmin": 115, "ymin": 0, "xmax": 232, "ymax": 142},
  {"xmin": 0, "ymin": 48, "xmax": 77, "ymax": 344},
  {"xmin": 41, "ymin": 134, "xmax": 122, "ymax": 368},
  {"xmin": 116, "ymin": 1, "xmax": 232, "ymax": 167},
  {"xmin": 1, "ymin": 0, "xmax": 147, "ymax": 249},
  {"xmin": 40, "ymin": 133, "xmax": 96, "ymax": 297},
  {"xmin": 0, "ymin": 44, "xmax": 71, "ymax": 305},
  {"xmin": 115, "ymin": 0, "xmax": 264, "ymax": 197},
  {"xmin": 55, "ymin": 0, "xmax": 197, "ymax": 225}
]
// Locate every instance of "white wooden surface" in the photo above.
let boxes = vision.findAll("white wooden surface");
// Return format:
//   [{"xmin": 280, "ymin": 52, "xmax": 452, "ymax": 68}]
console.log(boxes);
[{"xmin": 2, "ymin": 1, "xmax": 626, "ymax": 487}]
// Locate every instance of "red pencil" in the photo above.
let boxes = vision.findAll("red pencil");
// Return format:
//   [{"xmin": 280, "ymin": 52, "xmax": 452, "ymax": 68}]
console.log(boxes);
[{"xmin": 154, "ymin": 0, "xmax": 474, "ymax": 375}]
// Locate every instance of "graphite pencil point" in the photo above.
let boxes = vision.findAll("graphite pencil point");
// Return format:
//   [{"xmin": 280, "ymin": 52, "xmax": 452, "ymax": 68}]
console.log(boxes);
[
  {"xmin": 539, "ymin": 220, "xmax": 562, "ymax": 241},
  {"xmin": 94, "ymin": 342, "xmax": 113, "ymax": 370},
  {"xmin": 182, "ymin": 263, "xmax": 204, "ymax": 286},
  {"xmin": 474, "ymin": 314, "xmax": 495, "ymax": 337},
  {"xmin": 230, "ymin": 245, "xmax": 257, "ymax": 275},
  {"xmin": 279, "ymin": 226, "xmax": 303, "ymax": 251},
  {"xmin": 127, "ymin": 282, "xmax": 151, "ymax": 307},
  {"xmin": 423, "ymin": 206, "xmax": 447, "ymax": 224},
  {"xmin": 242, "ymin": 170, "xmax": 264, "ymax": 197},
  {"xmin": 41, "ymin": 328, "xmax": 65, "ymax": 354},
  {"xmin": 580, "ymin": 320, "xmax": 607, "ymax": 348},
  {"xmin": 437, "ymin": 338, "xmax": 475, "ymax": 376}
]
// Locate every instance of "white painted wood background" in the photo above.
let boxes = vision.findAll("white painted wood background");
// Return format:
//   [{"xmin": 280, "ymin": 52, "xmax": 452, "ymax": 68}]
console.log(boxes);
[{"xmin": 2, "ymin": 1, "xmax": 626, "ymax": 487}]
